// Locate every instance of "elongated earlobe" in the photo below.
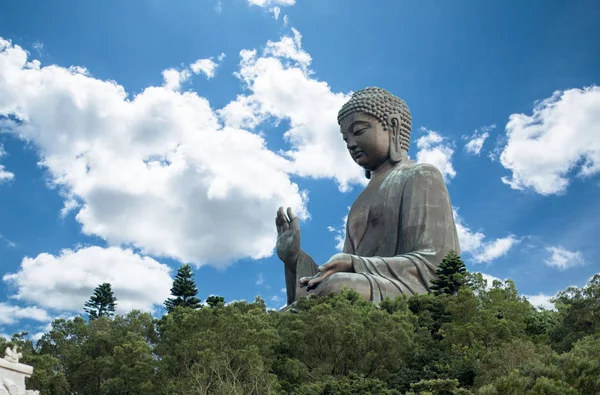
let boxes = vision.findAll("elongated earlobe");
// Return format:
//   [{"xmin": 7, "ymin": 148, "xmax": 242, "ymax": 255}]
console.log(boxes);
[{"xmin": 388, "ymin": 114, "xmax": 403, "ymax": 163}]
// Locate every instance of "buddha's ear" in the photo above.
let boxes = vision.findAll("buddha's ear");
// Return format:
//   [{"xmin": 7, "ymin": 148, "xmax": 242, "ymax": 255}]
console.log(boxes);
[{"xmin": 387, "ymin": 113, "xmax": 402, "ymax": 163}]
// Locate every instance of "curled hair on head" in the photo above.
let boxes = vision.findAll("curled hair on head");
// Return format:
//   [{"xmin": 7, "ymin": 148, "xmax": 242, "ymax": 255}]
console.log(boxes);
[{"xmin": 337, "ymin": 87, "xmax": 412, "ymax": 152}]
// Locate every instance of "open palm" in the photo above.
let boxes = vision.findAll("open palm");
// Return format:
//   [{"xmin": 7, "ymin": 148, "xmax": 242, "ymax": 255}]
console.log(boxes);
[{"xmin": 275, "ymin": 206, "xmax": 300, "ymax": 264}]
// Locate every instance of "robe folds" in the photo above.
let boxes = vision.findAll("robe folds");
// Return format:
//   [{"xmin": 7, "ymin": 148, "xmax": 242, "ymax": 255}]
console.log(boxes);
[{"xmin": 285, "ymin": 161, "xmax": 461, "ymax": 305}]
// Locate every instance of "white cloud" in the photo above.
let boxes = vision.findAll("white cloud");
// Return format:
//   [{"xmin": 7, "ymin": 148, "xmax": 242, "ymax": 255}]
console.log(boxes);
[
  {"xmin": 162, "ymin": 68, "xmax": 191, "ymax": 91},
  {"xmin": 283, "ymin": 15, "xmax": 289, "ymax": 27},
  {"xmin": 477, "ymin": 272, "xmax": 503, "ymax": 289},
  {"xmin": 190, "ymin": 54, "xmax": 225, "ymax": 79},
  {"xmin": 0, "ymin": 303, "xmax": 51, "ymax": 325},
  {"xmin": 499, "ymin": 86, "xmax": 600, "ymax": 195},
  {"xmin": 247, "ymin": 0, "xmax": 295, "ymax": 7},
  {"xmin": 2, "ymin": 246, "xmax": 173, "ymax": 314},
  {"xmin": 327, "ymin": 208, "xmax": 349, "ymax": 252},
  {"xmin": 454, "ymin": 208, "xmax": 520, "ymax": 263},
  {"xmin": 219, "ymin": 31, "xmax": 363, "ymax": 192},
  {"xmin": 524, "ymin": 293, "xmax": 556, "ymax": 310},
  {"xmin": 271, "ymin": 6, "xmax": 281, "ymax": 20},
  {"xmin": 544, "ymin": 246, "xmax": 585, "ymax": 270},
  {"xmin": 0, "ymin": 144, "xmax": 14, "ymax": 183},
  {"xmin": 415, "ymin": 127, "xmax": 456, "ymax": 182},
  {"xmin": 255, "ymin": 273, "xmax": 265, "ymax": 286},
  {"xmin": 60, "ymin": 196, "xmax": 80, "ymax": 218},
  {"xmin": 0, "ymin": 166, "xmax": 13, "ymax": 183},
  {"xmin": 464, "ymin": 124, "xmax": 494, "ymax": 155},
  {"xmin": 264, "ymin": 28, "xmax": 311, "ymax": 71},
  {"xmin": 0, "ymin": 36, "xmax": 310, "ymax": 266}
]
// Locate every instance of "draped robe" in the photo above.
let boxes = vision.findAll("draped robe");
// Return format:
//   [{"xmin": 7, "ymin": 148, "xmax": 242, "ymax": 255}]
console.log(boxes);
[{"xmin": 285, "ymin": 160, "xmax": 460, "ymax": 305}]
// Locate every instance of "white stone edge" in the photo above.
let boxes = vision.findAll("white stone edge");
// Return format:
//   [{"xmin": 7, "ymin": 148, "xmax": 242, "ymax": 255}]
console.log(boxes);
[{"xmin": 0, "ymin": 358, "xmax": 33, "ymax": 376}]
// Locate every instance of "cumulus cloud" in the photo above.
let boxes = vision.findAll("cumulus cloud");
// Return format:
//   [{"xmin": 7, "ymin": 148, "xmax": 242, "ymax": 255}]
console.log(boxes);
[
  {"xmin": 162, "ymin": 68, "xmax": 191, "ymax": 91},
  {"xmin": 415, "ymin": 127, "xmax": 456, "ymax": 182},
  {"xmin": 500, "ymin": 86, "xmax": 600, "ymax": 195},
  {"xmin": 190, "ymin": 54, "xmax": 226, "ymax": 79},
  {"xmin": 464, "ymin": 124, "xmax": 494, "ymax": 155},
  {"xmin": 524, "ymin": 293, "xmax": 556, "ymax": 310},
  {"xmin": 247, "ymin": 0, "xmax": 295, "ymax": 7},
  {"xmin": 0, "ymin": 144, "xmax": 14, "ymax": 184},
  {"xmin": 219, "ymin": 30, "xmax": 363, "ymax": 191},
  {"xmin": 454, "ymin": 208, "xmax": 520, "ymax": 263},
  {"xmin": 0, "ymin": 36, "xmax": 310, "ymax": 266},
  {"xmin": 163, "ymin": 54, "xmax": 225, "ymax": 90},
  {"xmin": 0, "ymin": 303, "xmax": 51, "ymax": 325},
  {"xmin": 544, "ymin": 246, "xmax": 585, "ymax": 270},
  {"xmin": 2, "ymin": 246, "xmax": 173, "ymax": 314}
]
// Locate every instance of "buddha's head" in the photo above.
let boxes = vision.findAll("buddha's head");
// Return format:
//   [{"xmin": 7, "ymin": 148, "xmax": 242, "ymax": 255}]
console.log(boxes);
[{"xmin": 337, "ymin": 87, "xmax": 412, "ymax": 178}]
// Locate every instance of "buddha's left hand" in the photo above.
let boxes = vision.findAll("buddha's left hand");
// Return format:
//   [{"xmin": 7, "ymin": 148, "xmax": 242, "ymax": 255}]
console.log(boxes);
[{"xmin": 299, "ymin": 253, "xmax": 353, "ymax": 289}]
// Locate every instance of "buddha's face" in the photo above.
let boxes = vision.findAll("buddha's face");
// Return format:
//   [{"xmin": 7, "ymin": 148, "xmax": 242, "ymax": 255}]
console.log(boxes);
[{"xmin": 340, "ymin": 112, "xmax": 390, "ymax": 171}]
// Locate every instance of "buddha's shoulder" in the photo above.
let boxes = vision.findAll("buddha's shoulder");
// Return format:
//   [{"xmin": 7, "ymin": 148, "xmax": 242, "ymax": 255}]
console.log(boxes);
[{"xmin": 391, "ymin": 161, "xmax": 444, "ymax": 181}]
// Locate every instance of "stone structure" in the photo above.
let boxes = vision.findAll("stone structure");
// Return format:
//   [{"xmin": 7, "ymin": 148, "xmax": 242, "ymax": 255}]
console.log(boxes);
[
  {"xmin": 0, "ymin": 346, "xmax": 40, "ymax": 395},
  {"xmin": 276, "ymin": 87, "xmax": 460, "ymax": 307}
]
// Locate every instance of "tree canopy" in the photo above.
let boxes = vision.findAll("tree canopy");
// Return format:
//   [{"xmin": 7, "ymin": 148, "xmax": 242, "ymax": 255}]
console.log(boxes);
[
  {"xmin": 164, "ymin": 264, "xmax": 202, "ymax": 313},
  {"xmin": 84, "ymin": 282, "xmax": 117, "ymax": 320},
  {"xmin": 5, "ymin": 268, "xmax": 600, "ymax": 394}
]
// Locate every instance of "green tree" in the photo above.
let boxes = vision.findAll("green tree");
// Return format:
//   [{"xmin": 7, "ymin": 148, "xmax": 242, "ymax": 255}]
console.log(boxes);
[
  {"xmin": 205, "ymin": 295, "xmax": 225, "ymax": 308},
  {"xmin": 431, "ymin": 250, "xmax": 468, "ymax": 296},
  {"xmin": 558, "ymin": 334, "xmax": 600, "ymax": 394},
  {"xmin": 550, "ymin": 274, "xmax": 600, "ymax": 352},
  {"xmin": 84, "ymin": 282, "xmax": 117, "ymax": 320},
  {"xmin": 155, "ymin": 297, "xmax": 278, "ymax": 394},
  {"xmin": 408, "ymin": 378, "xmax": 471, "ymax": 395},
  {"xmin": 164, "ymin": 264, "xmax": 201, "ymax": 313}
]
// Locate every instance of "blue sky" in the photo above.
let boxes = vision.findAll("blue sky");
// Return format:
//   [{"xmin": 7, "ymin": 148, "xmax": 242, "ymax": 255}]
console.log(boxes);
[{"xmin": 0, "ymin": 0, "xmax": 599, "ymax": 339}]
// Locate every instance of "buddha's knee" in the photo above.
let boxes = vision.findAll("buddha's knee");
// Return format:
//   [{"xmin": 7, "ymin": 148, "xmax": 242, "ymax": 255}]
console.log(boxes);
[{"xmin": 314, "ymin": 273, "xmax": 361, "ymax": 296}]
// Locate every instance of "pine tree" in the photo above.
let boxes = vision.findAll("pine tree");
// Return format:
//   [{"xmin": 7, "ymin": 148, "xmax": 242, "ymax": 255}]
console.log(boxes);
[
  {"xmin": 164, "ymin": 264, "xmax": 201, "ymax": 313},
  {"xmin": 205, "ymin": 295, "xmax": 225, "ymax": 308},
  {"xmin": 430, "ymin": 250, "xmax": 468, "ymax": 296},
  {"xmin": 84, "ymin": 282, "xmax": 117, "ymax": 320}
]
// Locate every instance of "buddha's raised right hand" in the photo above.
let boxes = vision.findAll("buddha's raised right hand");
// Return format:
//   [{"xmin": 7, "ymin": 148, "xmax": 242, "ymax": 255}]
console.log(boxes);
[{"xmin": 275, "ymin": 206, "xmax": 300, "ymax": 266}]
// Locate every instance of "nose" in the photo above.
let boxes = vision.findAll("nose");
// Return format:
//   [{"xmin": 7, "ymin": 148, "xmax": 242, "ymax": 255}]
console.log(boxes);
[{"xmin": 346, "ymin": 135, "xmax": 357, "ymax": 150}]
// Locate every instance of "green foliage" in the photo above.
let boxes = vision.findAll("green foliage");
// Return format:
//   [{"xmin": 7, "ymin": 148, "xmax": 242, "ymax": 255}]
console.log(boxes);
[
  {"xmin": 164, "ymin": 264, "xmax": 202, "ymax": 313},
  {"xmin": 84, "ymin": 282, "xmax": 117, "ymax": 320},
  {"xmin": 550, "ymin": 274, "xmax": 600, "ymax": 352},
  {"xmin": 408, "ymin": 378, "xmax": 471, "ymax": 395},
  {"xmin": 430, "ymin": 250, "xmax": 468, "ymax": 296},
  {"xmin": 205, "ymin": 295, "xmax": 225, "ymax": 308},
  {"xmin": 11, "ymin": 272, "xmax": 600, "ymax": 395},
  {"xmin": 295, "ymin": 373, "xmax": 401, "ymax": 394}
]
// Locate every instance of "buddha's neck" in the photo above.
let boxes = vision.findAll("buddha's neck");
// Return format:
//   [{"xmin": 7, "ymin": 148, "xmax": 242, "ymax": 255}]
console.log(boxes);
[
  {"xmin": 370, "ymin": 160, "xmax": 395, "ymax": 179},
  {"xmin": 369, "ymin": 151, "xmax": 409, "ymax": 180}
]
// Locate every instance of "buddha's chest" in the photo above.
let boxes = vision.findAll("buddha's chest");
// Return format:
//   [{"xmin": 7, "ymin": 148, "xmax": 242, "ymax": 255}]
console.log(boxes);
[{"xmin": 347, "ymin": 187, "xmax": 386, "ymax": 251}]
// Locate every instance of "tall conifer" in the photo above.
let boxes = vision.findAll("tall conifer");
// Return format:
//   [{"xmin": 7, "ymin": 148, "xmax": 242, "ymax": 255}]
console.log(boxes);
[
  {"xmin": 84, "ymin": 282, "xmax": 117, "ymax": 320},
  {"xmin": 164, "ymin": 264, "xmax": 201, "ymax": 312},
  {"xmin": 430, "ymin": 250, "xmax": 468, "ymax": 296}
]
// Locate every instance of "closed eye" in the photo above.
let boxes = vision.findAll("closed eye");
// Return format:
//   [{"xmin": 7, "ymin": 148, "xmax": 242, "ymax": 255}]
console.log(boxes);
[{"xmin": 354, "ymin": 127, "xmax": 368, "ymax": 135}]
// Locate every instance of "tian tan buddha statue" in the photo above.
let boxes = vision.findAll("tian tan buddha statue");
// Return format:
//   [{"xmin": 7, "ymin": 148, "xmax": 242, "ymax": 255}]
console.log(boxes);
[{"xmin": 276, "ymin": 87, "xmax": 460, "ymax": 307}]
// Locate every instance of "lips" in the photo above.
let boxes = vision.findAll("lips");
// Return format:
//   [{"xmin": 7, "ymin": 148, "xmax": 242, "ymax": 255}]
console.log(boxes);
[{"xmin": 351, "ymin": 150, "xmax": 363, "ymax": 160}]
